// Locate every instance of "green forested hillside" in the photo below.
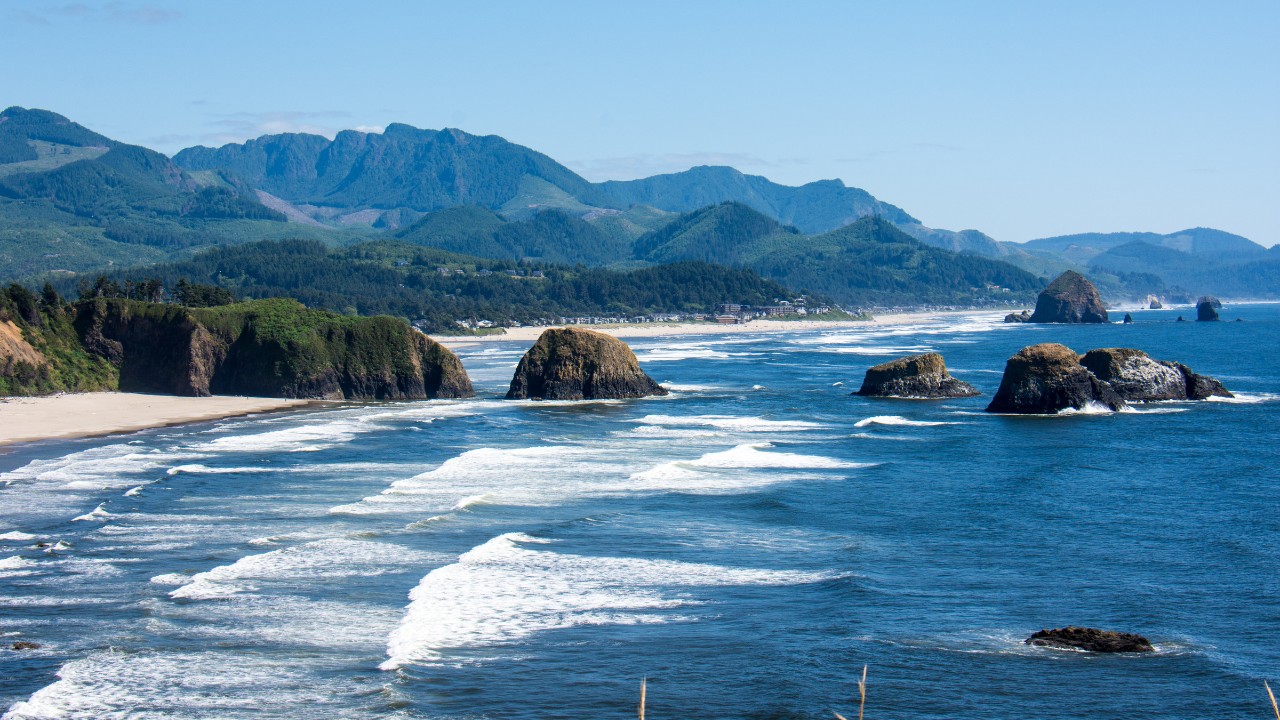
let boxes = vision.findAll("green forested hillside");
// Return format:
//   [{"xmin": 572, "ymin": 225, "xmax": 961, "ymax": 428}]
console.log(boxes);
[
  {"xmin": 632, "ymin": 206, "xmax": 1044, "ymax": 306},
  {"xmin": 0, "ymin": 107, "xmax": 345, "ymax": 281},
  {"xmin": 395, "ymin": 207, "xmax": 631, "ymax": 265},
  {"xmin": 82, "ymin": 239, "xmax": 801, "ymax": 331}
]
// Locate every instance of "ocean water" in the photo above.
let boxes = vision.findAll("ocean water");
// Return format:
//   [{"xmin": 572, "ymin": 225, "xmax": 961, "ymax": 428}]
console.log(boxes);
[{"xmin": 1, "ymin": 304, "xmax": 1277, "ymax": 719}]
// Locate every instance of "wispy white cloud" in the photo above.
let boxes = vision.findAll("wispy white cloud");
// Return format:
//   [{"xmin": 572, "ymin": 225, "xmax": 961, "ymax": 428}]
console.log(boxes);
[
  {"xmin": 12, "ymin": 2, "xmax": 184, "ymax": 25},
  {"xmin": 567, "ymin": 152, "xmax": 809, "ymax": 182}
]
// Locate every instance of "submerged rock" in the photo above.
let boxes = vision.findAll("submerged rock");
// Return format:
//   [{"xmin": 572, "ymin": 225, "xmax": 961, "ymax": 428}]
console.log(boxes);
[
  {"xmin": 1028, "ymin": 271, "xmax": 1108, "ymax": 324},
  {"xmin": 854, "ymin": 353, "xmax": 980, "ymax": 399},
  {"xmin": 1003, "ymin": 310, "xmax": 1031, "ymax": 323},
  {"xmin": 11, "ymin": 641, "xmax": 41, "ymax": 650},
  {"xmin": 1196, "ymin": 296, "xmax": 1221, "ymax": 321},
  {"xmin": 507, "ymin": 328, "xmax": 667, "ymax": 400},
  {"xmin": 1026, "ymin": 627, "xmax": 1154, "ymax": 653},
  {"xmin": 1176, "ymin": 316, "xmax": 1186, "ymax": 322},
  {"xmin": 986, "ymin": 343, "xmax": 1126, "ymax": 414}
]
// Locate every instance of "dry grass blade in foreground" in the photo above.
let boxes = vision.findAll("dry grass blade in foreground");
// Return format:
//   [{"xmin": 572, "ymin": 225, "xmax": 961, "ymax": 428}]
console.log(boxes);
[
  {"xmin": 833, "ymin": 665, "xmax": 869, "ymax": 720},
  {"xmin": 1266, "ymin": 681, "xmax": 1279, "ymax": 720},
  {"xmin": 638, "ymin": 677, "xmax": 646, "ymax": 720}
]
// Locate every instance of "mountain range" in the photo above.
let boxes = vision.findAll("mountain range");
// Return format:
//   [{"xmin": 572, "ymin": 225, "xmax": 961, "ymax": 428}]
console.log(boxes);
[{"xmin": 2, "ymin": 106, "xmax": 1276, "ymax": 303}]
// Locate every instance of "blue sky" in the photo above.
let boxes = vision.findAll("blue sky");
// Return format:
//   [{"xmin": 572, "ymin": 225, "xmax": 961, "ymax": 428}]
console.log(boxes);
[{"xmin": 3, "ymin": 0, "xmax": 1277, "ymax": 245}]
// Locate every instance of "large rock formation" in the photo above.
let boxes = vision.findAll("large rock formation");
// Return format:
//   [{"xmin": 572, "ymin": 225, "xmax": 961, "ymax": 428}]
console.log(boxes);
[
  {"xmin": 1003, "ymin": 310, "xmax": 1031, "ymax": 323},
  {"xmin": 1026, "ymin": 627, "xmax": 1154, "ymax": 653},
  {"xmin": 74, "ymin": 298, "xmax": 472, "ymax": 400},
  {"xmin": 1196, "ymin": 296, "xmax": 1221, "ymax": 321},
  {"xmin": 854, "ymin": 352, "xmax": 979, "ymax": 398},
  {"xmin": 1028, "ymin": 271, "xmax": 1109, "ymax": 323},
  {"xmin": 1147, "ymin": 295, "xmax": 1163, "ymax": 309},
  {"xmin": 986, "ymin": 343, "xmax": 1126, "ymax": 414},
  {"xmin": 1080, "ymin": 348, "xmax": 1232, "ymax": 401},
  {"xmin": 507, "ymin": 328, "xmax": 666, "ymax": 400}
]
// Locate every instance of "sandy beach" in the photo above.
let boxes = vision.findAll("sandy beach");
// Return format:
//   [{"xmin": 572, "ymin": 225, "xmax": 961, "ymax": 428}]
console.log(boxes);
[
  {"xmin": 438, "ymin": 308, "xmax": 1008, "ymax": 348},
  {"xmin": 0, "ymin": 393, "xmax": 312, "ymax": 447}
]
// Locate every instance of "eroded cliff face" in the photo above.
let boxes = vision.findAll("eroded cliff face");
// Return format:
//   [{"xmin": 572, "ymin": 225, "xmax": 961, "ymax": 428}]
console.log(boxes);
[
  {"xmin": 507, "ymin": 327, "xmax": 666, "ymax": 400},
  {"xmin": 73, "ymin": 299, "xmax": 472, "ymax": 400},
  {"xmin": 75, "ymin": 300, "xmax": 223, "ymax": 396}
]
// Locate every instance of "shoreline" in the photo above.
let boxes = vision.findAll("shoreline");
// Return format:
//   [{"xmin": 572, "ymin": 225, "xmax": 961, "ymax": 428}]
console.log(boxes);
[
  {"xmin": 438, "ymin": 308, "xmax": 1008, "ymax": 348},
  {"xmin": 0, "ymin": 393, "xmax": 314, "ymax": 449},
  {"xmin": 0, "ymin": 309, "xmax": 1011, "ymax": 448}
]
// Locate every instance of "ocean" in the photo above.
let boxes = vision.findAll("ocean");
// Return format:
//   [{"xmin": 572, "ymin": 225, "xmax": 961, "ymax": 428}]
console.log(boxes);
[{"xmin": 2, "ymin": 305, "xmax": 1277, "ymax": 719}]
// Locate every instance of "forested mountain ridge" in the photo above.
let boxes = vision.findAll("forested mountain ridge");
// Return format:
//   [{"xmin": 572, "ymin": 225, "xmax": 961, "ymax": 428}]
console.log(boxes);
[
  {"xmin": 76, "ymin": 238, "xmax": 809, "ymax": 331},
  {"xmin": 174, "ymin": 124, "xmax": 618, "ymax": 217},
  {"xmin": 0, "ymin": 107, "xmax": 358, "ymax": 280}
]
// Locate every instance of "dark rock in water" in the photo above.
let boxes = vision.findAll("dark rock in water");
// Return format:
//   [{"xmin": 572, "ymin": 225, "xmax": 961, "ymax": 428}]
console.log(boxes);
[
  {"xmin": 11, "ymin": 641, "xmax": 42, "ymax": 650},
  {"xmin": 1080, "ymin": 348, "xmax": 1186, "ymax": 401},
  {"xmin": 986, "ymin": 343, "xmax": 1126, "ymax": 414},
  {"xmin": 1026, "ymin": 627, "xmax": 1154, "ymax": 653},
  {"xmin": 1003, "ymin": 310, "xmax": 1031, "ymax": 323},
  {"xmin": 1123, "ymin": 313, "xmax": 1133, "ymax": 324},
  {"xmin": 854, "ymin": 353, "xmax": 980, "ymax": 399},
  {"xmin": 1078, "ymin": 348, "xmax": 1233, "ymax": 402},
  {"xmin": 1196, "ymin": 296, "xmax": 1221, "ymax": 321},
  {"xmin": 1176, "ymin": 316, "xmax": 1186, "ymax": 322},
  {"xmin": 1173, "ymin": 363, "xmax": 1234, "ymax": 400},
  {"xmin": 507, "ymin": 328, "xmax": 667, "ymax": 400},
  {"xmin": 1148, "ymin": 296, "xmax": 1163, "ymax": 309},
  {"xmin": 1028, "ymin": 271, "xmax": 1108, "ymax": 324}
]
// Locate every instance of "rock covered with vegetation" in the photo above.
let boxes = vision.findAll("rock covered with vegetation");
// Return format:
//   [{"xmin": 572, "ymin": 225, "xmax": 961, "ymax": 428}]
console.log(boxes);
[
  {"xmin": 986, "ymin": 343, "xmax": 1126, "ymax": 414},
  {"xmin": 1, "ymin": 288, "xmax": 471, "ymax": 400},
  {"xmin": 1026, "ymin": 626, "xmax": 1154, "ymax": 653},
  {"xmin": 1079, "ymin": 348, "xmax": 1231, "ymax": 402},
  {"xmin": 1196, "ymin": 296, "xmax": 1221, "ymax": 321},
  {"xmin": 506, "ymin": 328, "xmax": 666, "ymax": 400},
  {"xmin": 1028, "ymin": 271, "xmax": 1109, "ymax": 323},
  {"xmin": 854, "ymin": 352, "xmax": 979, "ymax": 398}
]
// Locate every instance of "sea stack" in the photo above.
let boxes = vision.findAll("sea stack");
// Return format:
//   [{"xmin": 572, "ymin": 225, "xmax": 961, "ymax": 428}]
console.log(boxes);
[
  {"xmin": 1196, "ymin": 296, "xmax": 1221, "ymax": 321},
  {"xmin": 854, "ymin": 353, "xmax": 980, "ymax": 398},
  {"xmin": 1026, "ymin": 627, "xmax": 1154, "ymax": 653},
  {"xmin": 1003, "ymin": 310, "xmax": 1031, "ymax": 323},
  {"xmin": 1028, "ymin": 271, "xmax": 1109, "ymax": 323},
  {"xmin": 986, "ymin": 343, "xmax": 1126, "ymax": 414},
  {"xmin": 1147, "ymin": 295, "xmax": 1163, "ymax": 309},
  {"xmin": 1123, "ymin": 313, "xmax": 1134, "ymax": 324},
  {"xmin": 506, "ymin": 328, "xmax": 667, "ymax": 400},
  {"xmin": 1079, "ymin": 348, "xmax": 1231, "ymax": 401}
]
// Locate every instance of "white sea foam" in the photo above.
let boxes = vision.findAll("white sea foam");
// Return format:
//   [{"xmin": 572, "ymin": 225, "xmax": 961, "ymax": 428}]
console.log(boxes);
[
  {"xmin": 451, "ymin": 494, "xmax": 491, "ymax": 511},
  {"xmin": 1205, "ymin": 392, "xmax": 1279, "ymax": 404},
  {"xmin": 2, "ymin": 650, "xmax": 366, "ymax": 720},
  {"xmin": 0, "ymin": 555, "xmax": 33, "ymax": 571},
  {"xmin": 0, "ymin": 531, "xmax": 37, "ymax": 542},
  {"xmin": 192, "ymin": 419, "xmax": 372, "ymax": 453},
  {"xmin": 633, "ymin": 414, "xmax": 828, "ymax": 433},
  {"xmin": 70, "ymin": 503, "xmax": 112, "ymax": 522},
  {"xmin": 122, "ymin": 486, "xmax": 144, "ymax": 497},
  {"xmin": 148, "ymin": 573, "xmax": 192, "ymax": 586},
  {"xmin": 166, "ymin": 464, "xmax": 272, "ymax": 476},
  {"xmin": 381, "ymin": 532, "xmax": 831, "ymax": 670},
  {"xmin": 854, "ymin": 416, "xmax": 955, "ymax": 428},
  {"xmin": 170, "ymin": 538, "xmax": 439, "ymax": 600},
  {"xmin": 1055, "ymin": 402, "xmax": 1120, "ymax": 416},
  {"xmin": 627, "ymin": 443, "xmax": 870, "ymax": 492}
]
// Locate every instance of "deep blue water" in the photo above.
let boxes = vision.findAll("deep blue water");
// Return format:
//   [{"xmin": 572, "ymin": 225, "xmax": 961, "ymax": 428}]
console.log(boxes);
[{"xmin": 1, "ymin": 304, "xmax": 1277, "ymax": 719}]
